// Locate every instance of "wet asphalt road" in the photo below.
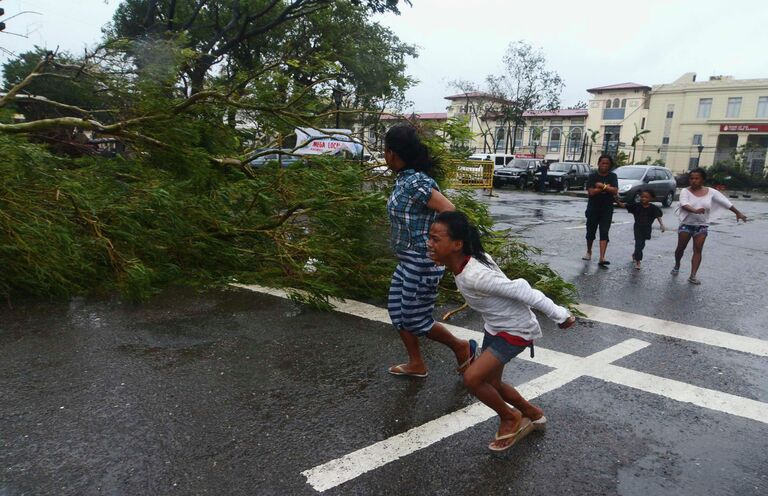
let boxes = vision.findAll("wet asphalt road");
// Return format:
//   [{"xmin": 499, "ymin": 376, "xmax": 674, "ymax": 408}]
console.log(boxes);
[{"xmin": 1, "ymin": 190, "xmax": 767, "ymax": 495}]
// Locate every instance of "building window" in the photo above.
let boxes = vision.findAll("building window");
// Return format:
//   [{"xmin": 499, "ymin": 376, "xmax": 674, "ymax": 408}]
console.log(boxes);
[
  {"xmin": 568, "ymin": 128, "xmax": 583, "ymax": 158},
  {"xmin": 726, "ymin": 97, "xmax": 742, "ymax": 118},
  {"xmin": 495, "ymin": 127, "xmax": 505, "ymax": 152},
  {"xmin": 606, "ymin": 99, "xmax": 612, "ymax": 108},
  {"xmin": 528, "ymin": 127, "xmax": 542, "ymax": 145},
  {"xmin": 692, "ymin": 134, "xmax": 702, "ymax": 145},
  {"xmin": 697, "ymin": 98, "xmax": 712, "ymax": 119},
  {"xmin": 662, "ymin": 137, "xmax": 670, "ymax": 145},
  {"xmin": 612, "ymin": 98, "xmax": 620, "ymax": 108},
  {"xmin": 514, "ymin": 127, "xmax": 524, "ymax": 147},
  {"xmin": 621, "ymin": 99, "xmax": 627, "ymax": 108},
  {"xmin": 549, "ymin": 127, "xmax": 561, "ymax": 151},
  {"xmin": 641, "ymin": 117, "xmax": 646, "ymax": 130},
  {"xmin": 666, "ymin": 111, "xmax": 674, "ymax": 118},
  {"xmin": 602, "ymin": 108, "xmax": 625, "ymax": 120},
  {"xmin": 688, "ymin": 157, "xmax": 700, "ymax": 169},
  {"xmin": 757, "ymin": 96, "xmax": 768, "ymax": 118}
]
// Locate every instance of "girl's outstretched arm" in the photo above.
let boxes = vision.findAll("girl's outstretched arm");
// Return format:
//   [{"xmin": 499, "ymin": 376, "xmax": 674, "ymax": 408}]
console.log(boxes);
[{"xmin": 474, "ymin": 270, "xmax": 570, "ymax": 324}]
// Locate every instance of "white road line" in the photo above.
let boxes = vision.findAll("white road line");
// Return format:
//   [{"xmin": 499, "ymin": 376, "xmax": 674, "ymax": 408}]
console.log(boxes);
[
  {"xmin": 302, "ymin": 337, "xmax": 645, "ymax": 493},
  {"xmin": 578, "ymin": 303, "xmax": 768, "ymax": 358},
  {"xmin": 594, "ymin": 364, "xmax": 768, "ymax": 425},
  {"xmin": 234, "ymin": 284, "xmax": 768, "ymax": 492},
  {"xmin": 234, "ymin": 283, "xmax": 768, "ymax": 358}
]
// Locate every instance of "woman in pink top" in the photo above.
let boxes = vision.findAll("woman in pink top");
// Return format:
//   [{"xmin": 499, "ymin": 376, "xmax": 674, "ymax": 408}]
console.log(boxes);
[{"xmin": 672, "ymin": 168, "xmax": 747, "ymax": 284}]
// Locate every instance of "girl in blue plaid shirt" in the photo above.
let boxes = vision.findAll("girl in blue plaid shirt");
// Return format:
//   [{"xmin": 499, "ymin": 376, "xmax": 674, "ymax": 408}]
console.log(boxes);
[{"xmin": 384, "ymin": 124, "xmax": 478, "ymax": 378}]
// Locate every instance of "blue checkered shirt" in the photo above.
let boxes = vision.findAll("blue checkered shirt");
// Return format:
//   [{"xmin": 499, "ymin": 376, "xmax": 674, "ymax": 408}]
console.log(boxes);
[{"xmin": 387, "ymin": 169, "xmax": 439, "ymax": 254}]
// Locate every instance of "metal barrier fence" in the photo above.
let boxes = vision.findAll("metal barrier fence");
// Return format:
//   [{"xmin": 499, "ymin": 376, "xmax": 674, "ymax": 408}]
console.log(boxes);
[{"xmin": 449, "ymin": 160, "xmax": 494, "ymax": 189}]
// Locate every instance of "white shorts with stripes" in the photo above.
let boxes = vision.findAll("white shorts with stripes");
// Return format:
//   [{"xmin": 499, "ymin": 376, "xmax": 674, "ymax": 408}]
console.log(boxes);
[{"xmin": 388, "ymin": 250, "xmax": 445, "ymax": 336}]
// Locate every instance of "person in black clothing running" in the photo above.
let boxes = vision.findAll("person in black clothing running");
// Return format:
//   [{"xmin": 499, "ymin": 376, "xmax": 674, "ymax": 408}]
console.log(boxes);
[
  {"xmin": 617, "ymin": 190, "xmax": 666, "ymax": 270},
  {"xmin": 583, "ymin": 154, "xmax": 619, "ymax": 266}
]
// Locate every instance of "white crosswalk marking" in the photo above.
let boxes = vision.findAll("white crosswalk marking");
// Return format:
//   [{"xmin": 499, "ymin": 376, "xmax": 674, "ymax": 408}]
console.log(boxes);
[
  {"xmin": 577, "ymin": 303, "xmax": 768, "ymax": 357},
  {"xmin": 233, "ymin": 284, "xmax": 768, "ymax": 493},
  {"xmin": 302, "ymin": 340, "xmax": 649, "ymax": 492}
]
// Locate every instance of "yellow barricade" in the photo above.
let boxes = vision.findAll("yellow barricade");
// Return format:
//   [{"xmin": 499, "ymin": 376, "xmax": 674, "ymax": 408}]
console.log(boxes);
[{"xmin": 449, "ymin": 159, "xmax": 494, "ymax": 189}]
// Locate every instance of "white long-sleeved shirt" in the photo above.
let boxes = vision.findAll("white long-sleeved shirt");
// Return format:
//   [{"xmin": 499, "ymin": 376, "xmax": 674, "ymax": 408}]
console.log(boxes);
[
  {"xmin": 677, "ymin": 187, "xmax": 733, "ymax": 226},
  {"xmin": 454, "ymin": 256, "xmax": 571, "ymax": 341}
]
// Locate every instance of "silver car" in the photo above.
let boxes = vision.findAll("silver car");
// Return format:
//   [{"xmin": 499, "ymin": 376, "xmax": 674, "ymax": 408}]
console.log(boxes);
[{"xmin": 616, "ymin": 165, "xmax": 677, "ymax": 207}]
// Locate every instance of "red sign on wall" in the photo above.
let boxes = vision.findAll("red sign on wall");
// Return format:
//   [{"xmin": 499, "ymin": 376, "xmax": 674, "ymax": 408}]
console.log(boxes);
[{"xmin": 720, "ymin": 124, "xmax": 768, "ymax": 133}]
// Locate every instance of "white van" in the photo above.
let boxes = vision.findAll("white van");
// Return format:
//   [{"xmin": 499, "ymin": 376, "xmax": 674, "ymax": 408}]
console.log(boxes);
[{"xmin": 467, "ymin": 153, "xmax": 516, "ymax": 170}]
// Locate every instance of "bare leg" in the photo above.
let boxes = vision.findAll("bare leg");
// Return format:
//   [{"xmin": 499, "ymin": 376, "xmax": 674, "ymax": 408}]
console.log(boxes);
[
  {"xmin": 598, "ymin": 239, "xmax": 609, "ymax": 263},
  {"xmin": 690, "ymin": 234, "xmax": 707, "ymax": 279},
  {"xmin": 463, "ymin": 352, "xmax": 523, "ymax": 444},
  {"xmin": 389, "ymin": 329, "xmax": 427, "ymax": 375},
  {"xmin": 488, "ymin": 366, "xmax": 544, "ymax": 421},
  {"xmin": 585, "ymin": 238, "xmax": 594, "ymax": 259},
  {"xmin": 426, "ymin": 323, "xmax": 472, "ymax": 369},
  {"xmin": 674, "ymin": 231, "xmax": 692, "ymax": 269}
]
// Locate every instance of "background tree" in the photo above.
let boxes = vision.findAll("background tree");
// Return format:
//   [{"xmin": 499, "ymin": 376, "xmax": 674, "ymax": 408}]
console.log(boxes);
[
  {"xmin": 447, "ymin": 79, "xmax": 500, "ymax": 154},
  {"xmin": 587, "ymin": 128, "xmax": 600, "ymax": 164},
  {"xmin": 0, "ymin": 2, "xmax": 581, "ymax": 314},
  {"xmin": 486, "ymin": 41, "xmax": 564, "ymax": 154},
  {"xmin": 630, "ymin": 124, "xmax": 650, "ymax": 163}
]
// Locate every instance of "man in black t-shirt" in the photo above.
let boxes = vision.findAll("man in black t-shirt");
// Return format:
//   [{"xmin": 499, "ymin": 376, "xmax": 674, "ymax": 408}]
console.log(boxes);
[{"xmin": 583, "ymin": 155, "xmax": 619, "ymax": 266}]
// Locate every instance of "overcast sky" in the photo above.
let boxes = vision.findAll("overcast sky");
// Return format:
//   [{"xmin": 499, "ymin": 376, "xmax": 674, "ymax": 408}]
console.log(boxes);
[{"xmin": 2, "ymin": 0, "xmax": 767, "ymax": 113}]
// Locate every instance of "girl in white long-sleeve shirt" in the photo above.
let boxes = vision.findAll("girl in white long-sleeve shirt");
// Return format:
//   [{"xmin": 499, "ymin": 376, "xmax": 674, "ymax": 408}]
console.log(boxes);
[{"xmin": 427, "ymin": 211, "xmax": 575, "ymax": 452}]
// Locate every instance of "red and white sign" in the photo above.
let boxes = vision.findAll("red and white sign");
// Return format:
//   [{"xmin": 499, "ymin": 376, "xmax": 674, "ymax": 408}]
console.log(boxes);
[
  {"xmin": 294, "ymin": 127, "xmax": 363, "ymax": 156},
  {"xmin": 719, "ymin": 124, "xmax": 768, "ymax": 133}
]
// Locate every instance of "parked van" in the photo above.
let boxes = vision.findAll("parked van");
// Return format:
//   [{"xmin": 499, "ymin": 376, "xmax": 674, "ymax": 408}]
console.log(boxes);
[{"xmin": 467, "ymin": 153, "xmax": 516, "ymax": 170}]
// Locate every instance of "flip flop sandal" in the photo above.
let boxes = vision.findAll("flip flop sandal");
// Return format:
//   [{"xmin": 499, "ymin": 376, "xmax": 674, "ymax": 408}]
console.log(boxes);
[
  {"xmin": 670, "ymin": 267, "xmax": 680, "ymax": 275},
  {"xmin": 388, "ymin": 364, "xmax": 428, "ymax": 378},
  {"xmin": 531, "ymin": 415, "xmax": 547, "ymax": 432},
  {"xmin": 688, "ymin": 277, "xmax": 702, "ymax": 285},
  {"xmin": 456, "ymin": 339, "xmax": 478, "ymax": 374},
  {"xmin": 489, "ymin": 417, "xmax": 534, "ymax": 452},
  {"xmin": 581, "ymin": 254, "xmax": 592, "ymax": 261},
  {"xmin": 558, "ymin": 316, "xmax": 576, "ymax": 329},
  {"xmin": 597, "ymin": 260, "xmax": 610, "ymax": 267}
]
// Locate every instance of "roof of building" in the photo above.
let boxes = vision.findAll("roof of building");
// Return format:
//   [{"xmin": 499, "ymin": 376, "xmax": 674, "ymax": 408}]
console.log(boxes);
[
  {"xmin": 380, "ymin": 112, "xmax": 448, "ymax": 121},
  {"xmin": 586, "ymin": 82, "xmax": 651, "ymax": 93},
  {"xmin": 523, "ymin": 109, "xmax": 589, "ymax": 118},
  {"xmin": 652, "ymin": 73, "xmax": 768, "ymax": 93}
]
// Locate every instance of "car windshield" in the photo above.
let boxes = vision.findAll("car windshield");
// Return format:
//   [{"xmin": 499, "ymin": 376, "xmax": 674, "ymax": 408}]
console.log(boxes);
[
  {"xmin": 508, "ymin": 159, "xmax": 528, "ymax": 169},
  {"xmin": 615, "ymin": 167, "xmax": 647, "ymax": 180},
  {"xmin": 549, "ymin": 163, "xmax": 571, "ymax": 172}
]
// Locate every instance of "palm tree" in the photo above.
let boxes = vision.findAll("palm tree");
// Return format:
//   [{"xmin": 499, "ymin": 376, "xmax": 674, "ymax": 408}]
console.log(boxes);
[
  {"xmin": 631, "ymin": 124, "xmax": 651, "ymax": 164},
  {"xmin": 530, "ymin": 127, "xmax": 542, "ymax": 158},
  {"xmin": 587, "ymin": 128, "xmax": 600, "ymax": 164}
]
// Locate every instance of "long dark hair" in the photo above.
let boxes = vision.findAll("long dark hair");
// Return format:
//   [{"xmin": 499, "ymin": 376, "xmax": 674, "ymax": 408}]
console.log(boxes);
[
  {"xmin": 384, "ymin": 124, "xmax": 440, "ymax": 177},
  {"xmin": 434, "ymin": 211, "xmax": 492, "ymax": 267}
]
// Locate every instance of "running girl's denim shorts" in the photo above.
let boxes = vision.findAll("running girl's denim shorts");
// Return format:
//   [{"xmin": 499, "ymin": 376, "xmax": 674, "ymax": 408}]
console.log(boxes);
[
  {"xmin": 678, "ymin": 224, "xmax": 708, "ymax": 236},
  {"xmin": 482, "ymin": 331, "xmax": 528, "ymax": 364}
]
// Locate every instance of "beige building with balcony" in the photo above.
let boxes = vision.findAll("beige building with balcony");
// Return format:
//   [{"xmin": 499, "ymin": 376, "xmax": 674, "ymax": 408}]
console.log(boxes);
[
  {"xmin": 383, "ymin": 74, "xmax": 768, "ymax": 175},
  {"xmin": 643, "ymin": 73, "xmax": 768, "ymax": 173},
  {"xmin": 584, "ymin": 83, "xmax": 651, "ymax": 163},
  {"xmin": 585, "ymin": 75, "xmax": 768, "ymax": 173}
]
